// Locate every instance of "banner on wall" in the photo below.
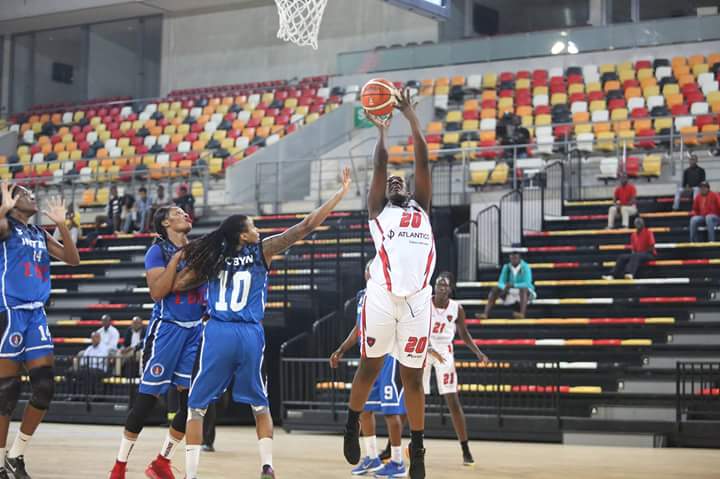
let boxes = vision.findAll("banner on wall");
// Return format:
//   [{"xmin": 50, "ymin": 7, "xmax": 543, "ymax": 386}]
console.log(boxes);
[{"xmin": 354, "ymin": 106, "xmax": 373, "ymax": 129}]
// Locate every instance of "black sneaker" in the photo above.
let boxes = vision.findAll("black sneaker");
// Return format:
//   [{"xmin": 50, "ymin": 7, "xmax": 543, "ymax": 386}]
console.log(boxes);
[
  {"xmin": 462, "ymin": 449, "xmax": 475, "ymax": 466},
  {"xmin": 0, "ymin": 468, "xmax": 9, "ymax": 479},
  {"xmin": 408, "ymin": 443, "xmax": 426, "ymax": 479},
  {"xmin": 378, "ymin": 441, "xmax": 391, "ymax": 462},
  {"xmin": 343, "ymin": 424, "xmax": 361, "ymax": 465},
  {"xmin": 5, "ymin": 456, "xmax": 30, "ymax": 479},
  {"xmin": 202, "ymin": 444, "xmax": 215, "ymax": 452},
  {"xmin": 260, "ymin": 464, "xmax": 275, "ymax": 479}
]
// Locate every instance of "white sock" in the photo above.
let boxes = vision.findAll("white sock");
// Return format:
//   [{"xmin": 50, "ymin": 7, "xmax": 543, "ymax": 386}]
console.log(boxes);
[
  {"xmin": 185, "ymin": 445, "xmax": 201, "ymax": 479},
  {"xmin": 117, "ymin": 436, "xmax": 136, "ymax": 463},
  {"xmin": 0, "ymin": 447, "xmax": 6, "ymax": 466},
  {"xmin": 363, "ymin": 435, "xmax": 377, "ymax": 459},
  {"xmin": 160, "ymin": 433, "xmax": 181, "ymax": 460},
  {"xmin": 258, "ymin": 437, "xmax": 273, "ymax": 468},
  {"xmin": 391, "ymin": 446, "xmax": 403, "ymax": 464},
  {"xmin": 8, "ymin": 432, "xmax": 31, "ymax": 459}
]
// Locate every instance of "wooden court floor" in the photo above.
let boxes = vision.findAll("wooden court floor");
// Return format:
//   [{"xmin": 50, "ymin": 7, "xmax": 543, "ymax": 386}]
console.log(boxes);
[{"xmin": 16, "ymin": 423, "xmax": 720, "ymax": 478}]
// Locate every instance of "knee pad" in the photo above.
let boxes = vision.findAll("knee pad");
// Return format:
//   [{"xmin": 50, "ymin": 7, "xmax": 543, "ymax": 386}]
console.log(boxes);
[
  {"xmin": 251, "ymin": 405, "xmax": 270, "ymax": 418},
  {"xmin": 29, "ymin": 366, "xmax": 54, "ymax": 411},
  {"xmin": 125, "ymin": 393, "xmax": 158, "ymax": 434},
  {"xmin": 188, "ymin": 407, "xmax": 206, "ymax": 421},
  {"xmin": 0, "ymin": 376, "xmax": 20, "ymax": 416},
  {"xmin": 171, "ymin": 390, "xmax": 188, "ymax": 433}
]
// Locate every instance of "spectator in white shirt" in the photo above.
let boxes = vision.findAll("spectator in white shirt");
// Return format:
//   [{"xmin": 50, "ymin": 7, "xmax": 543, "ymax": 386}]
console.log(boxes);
[
  {"xmin": 77, "ymin": 332, "xmax": 111, "ymax": 369},
  {"xmin": 96, "ymin": 314, "xmax": 120, "ymax": 353}
]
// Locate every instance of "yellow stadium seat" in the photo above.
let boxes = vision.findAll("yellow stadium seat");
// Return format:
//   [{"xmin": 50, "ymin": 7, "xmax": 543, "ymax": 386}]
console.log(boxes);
[
  {"xmin": 643, "ymin": 85, "xmax": 660, "ymax": 98},
  {"xmin": 568, "ymin": 83, "xmax": 584, "ymax": 95},
  {"xmin": 469, "ymin": 169, "xmax": 489, "ymax": 186},
  {"xmin": 462, "ymin": 120, "xmax": 479, "ymax": 131},
  {"xmin": 613, "ymin": 120, "xmax": 631, "ymax": 133},
  {"xmin": 482, "ymin": 73, "xmax": 497, "ymax": 89},
  {"xmin": 618, "ymin": 69, "xmax": 635, "ymax": 83},
  {"xmin": 633, "ymin": 118, "xmax": 652, "ymax": 133},
  {"xmin": 434, "ymin": 85, "xmax": 449, "ymax": 96},
  {"xmin": 550, "ymin": 93, "xmax": 567, "ymax": 106},
  {"xmin": 654, "ymin": 117, "xmax": 672, "ymax": 132},
  {"xmin": 593, "ymin": 122, "xmax": 611, "ymax": 134},
  {"xmin": 446, "ymin": 110, "xmax": 463, "ymax": 123},
  {"xmin": 618, "ymin": 130, "xmax": 635, "ymax": 149},
  {"xmin": 617, "ymin": 61, "xmax": 633, "ymax": 72},
  {"xmin": 443, "ymin": 132, "xmax": 460, "ymax": 145},
  {"xmin": 611, "ymin": 108, "xmax": 628, "ymax": 121},
  {"xmin": 637, "ymin": 68, "xmax": 653, "ymax": 81},
  {"xmin": 693, "ymin": 63, "xmax": 709, "ymax": 76},
  {"xmin": 575, "ymin": 123, "xmax": 592, "ymax": 135},
  {"xmin": 498, "ymin": 97, "xmax": 513, "ymax": 110},
  {"xmin": 589, "ymin": 100, "xmax": 607, "ymax": 112},
  {"xmin": 585, "ymin": 82, "xmax": 601, "ymax": 93},
  {"xmin": 532, "ymin": 86, "xmax": 549, "ymax": 96},
  {"xmin": 481, "ymin": 109, "xmax": 496, "ymax": 120},
  {"xmin": 641, "ymin": 155, "xmax": 662, "ymax": 177},
  {"xmin": 599, "ymin": 64, "xmax": 615, "ymax": 74},
  {"xmin": 96, "ymin": 187, "xmax": 109, "ymax": 204},
  {"xmin": 516, "ymin": 78, "xmax": 530, "ymax": 89},
  {"xmin": 625, "ymin": 87, "xmax": 642, "ymax": 100},
  {"xmin": 191, "ymin": 181, "xmax": 204, "ymax": 198},
  {"xmin": 595, "ymin": 131, "xmax": 616, "ymax": 151},
  {"xmin": 535, "ymin": 114, "xmax": 551, "ymax": 126},
  {"xmin": 488, "ymin": 163, "xmax": 509, "ymax": 184}
]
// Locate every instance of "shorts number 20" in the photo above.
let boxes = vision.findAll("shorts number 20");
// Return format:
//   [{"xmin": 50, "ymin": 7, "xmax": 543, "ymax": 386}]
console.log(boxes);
[{"xmin": 215, "ymin": 270, "xmax": 252, "ymax": 312}]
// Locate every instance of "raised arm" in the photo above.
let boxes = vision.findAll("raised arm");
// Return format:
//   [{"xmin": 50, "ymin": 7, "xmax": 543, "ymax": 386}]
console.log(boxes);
[
  {"xmin": 455, "ymin": 305, "xmax": 488, "ymax": 362},
  {"xmin": 367, "ymin": 122, "xmax": 389, "ymax": 220},
  {"xmin": 396, "ymin": 89, "xmax": 431, "ymax": 212},
  {"xmin": 0, "ymin": 183, "xmax": 18, "ymax": 241},
  {"xmin": 263, "ymin": 167, "xmax": 351, "ymax": 266},
  {"xmin": 43, "ymin": 196, "xmax": 80, "ymax": 266}
]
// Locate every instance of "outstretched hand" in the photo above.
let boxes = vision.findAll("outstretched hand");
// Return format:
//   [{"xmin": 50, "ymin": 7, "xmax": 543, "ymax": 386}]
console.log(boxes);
[
  {"xmin": 339, "ymin": 166, "xmax": 352, "ymax": 194},
  {"xmin": 394, "ymin": 88, "xmax": 418, "ymax": 120},
  {"xmin": 0, "ymin": 183, "xmax": 17, "ymax": 215},
  {"xmin": 42, "ymin": 196, "xmax": 67, "ymax": 225}
]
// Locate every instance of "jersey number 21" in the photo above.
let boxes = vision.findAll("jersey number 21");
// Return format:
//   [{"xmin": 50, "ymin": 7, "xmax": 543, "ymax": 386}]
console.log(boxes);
[{"xmin": 215, "ymin": 270, "xmax": 252, "ymax": 312}]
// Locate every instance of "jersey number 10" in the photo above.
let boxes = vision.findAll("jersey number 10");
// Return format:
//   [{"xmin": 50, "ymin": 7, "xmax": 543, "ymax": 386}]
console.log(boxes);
[{"xmin": 215, "ymin": 270, "xmax": 252, "ymax": 312}]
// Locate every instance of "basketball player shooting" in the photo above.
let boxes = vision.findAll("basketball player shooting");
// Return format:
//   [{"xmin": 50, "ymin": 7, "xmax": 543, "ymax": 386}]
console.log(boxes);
[{"xmin": 343, "ymin": 89, "xmax": 434, "ymax": 479}]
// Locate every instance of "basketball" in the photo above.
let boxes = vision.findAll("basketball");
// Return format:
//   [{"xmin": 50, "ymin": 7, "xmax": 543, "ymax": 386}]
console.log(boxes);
[{"xmin": 361, "ymin": 78, "xmax": 398, "ymax": 117}]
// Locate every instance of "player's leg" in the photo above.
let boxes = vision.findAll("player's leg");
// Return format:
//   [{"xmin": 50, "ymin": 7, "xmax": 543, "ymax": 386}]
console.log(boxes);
[
  {"xmin": 515, "ymin": 288, "xmax": 530, "ymax": 319},
  {"xmin": 0, "ymin": 357, "xmax": 21, "ymax": 479},
  {"xmin": 480, "ymin": 287, "xmax": 502, "ymax": 318},
  {"xmin": 444, "ymin": 393, "xmax": 475, "ymax": 465},
  {"xmin": 345, "ymin": 282, "xmax": 396, "ymax": 465},
  {"xmin": 185, "ymin": 321, "xmax": 235, "ymax": 479}
]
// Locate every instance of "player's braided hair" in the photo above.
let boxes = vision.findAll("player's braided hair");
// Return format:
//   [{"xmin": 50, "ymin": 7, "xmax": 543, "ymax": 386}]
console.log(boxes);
[
  {"xmin": 183, "ymin": 214, "xmax": 249, "ymax": 281},
  {"xmin": 150, "ymin": 206, "xmax": 176, "ymax": 262}
]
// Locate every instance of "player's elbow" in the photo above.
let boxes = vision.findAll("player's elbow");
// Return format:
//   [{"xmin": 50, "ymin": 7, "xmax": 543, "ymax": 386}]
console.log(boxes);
[{"xmin": 65, "ymin": 255, "xmax": 81, "ymax": 266}]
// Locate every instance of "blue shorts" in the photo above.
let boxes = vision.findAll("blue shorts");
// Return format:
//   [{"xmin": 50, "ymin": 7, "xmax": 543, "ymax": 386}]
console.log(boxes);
[
  {"xmin": 0, "ymin": 308, "xmax": 53, "ymax": 362},
  {"xmin": 139, "ymin": 319, "xmax": 202, "ymax": 396},
  {"xmin": 188, "ymin": 320, "xmax": 268, "ymax": 409},
  {"xmin": 365, "ymin": 356, "xmax": 406, "ymax": 416}
]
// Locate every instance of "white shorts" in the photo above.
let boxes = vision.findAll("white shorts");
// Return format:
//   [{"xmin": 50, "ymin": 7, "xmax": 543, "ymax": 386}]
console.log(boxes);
[
  {"xmin": 423, "ymin": 351, "xmax": 457, "ymax": 395},
  {"xmin": 501, "ymin": 287, "xmax": 537, "ymax": 305},
  {"xmin": 361, "ymin": 280, "xmax": 432, "ymax": 369}
]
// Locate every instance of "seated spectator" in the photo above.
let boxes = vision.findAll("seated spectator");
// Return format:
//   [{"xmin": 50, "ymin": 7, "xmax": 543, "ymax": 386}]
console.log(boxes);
[
  {"xmin": 81, "ymin": 215, "xmax": 113, "ymax": 248},
  {"xmin": 77, "ymin": 332, "xmax": 111, "ymax": 370},
  {"xmin": 607, "ymin": 173, "xmax": 637, "ymax": 229},
  {"xmin": 690, "ymin": 181, "xmax": 720, "ymax": 243},
  {"xmin": 121, "ymin": 191, "xmax": 137, "ymax": 233},
  {"xmin": 96, "ymin": 314, "xmax": 120, "ymax": 353},
  {"xmin": 107, "ymin": 185, "xmax": 123, "ymax": 233},
  {"xmin": 121, "ymin": 316, "xmax": 145, "ymax": 359},
  {"xmin": 53, "ymin": 203, "xmax": 81, "ymax": 245},
  {"xmin": 603, "ymin": 218, "xmax": 656, "ymax": 280},
  {"xmin": 673, "ymin": 154, "xmax": 705, "ymax": 211},
  {"xmin": 174, "ymin": 185, "xmax": 196, "ymax": 220},
  {"xmin": 480, "ymin": 252, "xmax": 536, "ymax": 319},
  {"xmin": 135, "ymin": 187, "xmax": 152, "ymax": 232}
]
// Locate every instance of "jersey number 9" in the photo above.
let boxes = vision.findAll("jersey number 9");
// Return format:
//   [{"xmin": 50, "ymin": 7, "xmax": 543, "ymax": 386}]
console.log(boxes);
[{"xmin": 215, "ymin": 270, "xmax": 252, "ymax": 312}]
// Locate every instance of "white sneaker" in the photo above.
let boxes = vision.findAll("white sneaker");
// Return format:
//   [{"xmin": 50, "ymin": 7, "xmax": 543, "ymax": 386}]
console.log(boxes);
[{"xmin": 601, "ymin": 275, "xmax": 613, "ymax": 281}]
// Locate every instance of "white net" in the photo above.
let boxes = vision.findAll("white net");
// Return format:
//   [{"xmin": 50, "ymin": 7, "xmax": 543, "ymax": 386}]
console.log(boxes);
[{"xmin": 275, "ymin": 0, "xmax": 329, "ymax": 50}]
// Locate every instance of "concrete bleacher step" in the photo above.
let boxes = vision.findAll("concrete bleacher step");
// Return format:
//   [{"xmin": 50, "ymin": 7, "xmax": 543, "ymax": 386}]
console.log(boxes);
[
  {"xmin": 644, "ymin": 355, "xmax": 719, "ymax": 369},
  {"xmin": 669, "ymin": 333, "xmax": 720, "ymax": 345},
  {"xmin": 618, "ymin": 379, "xmax": 676, "ymax": 395},
  {"xmin": 591, "ymin": 405, "xmax": 676, "ymax": 422},
  {"xmin": 563, "ymin": 431, "xmax": 666, "ymax": 448}
]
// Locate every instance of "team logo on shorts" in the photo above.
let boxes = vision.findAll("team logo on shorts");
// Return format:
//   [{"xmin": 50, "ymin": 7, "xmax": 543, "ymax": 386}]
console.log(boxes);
[
  {"xmin": 150, "ymin": 363, "xmax": 165, "ymax": 377},
  {"xmin": 366, "ymin": 337, "xmax": 376, "ymax": 347},
  {"xmin": 8, "ymin": 333, "xmax": 22, "ymax": 348}
]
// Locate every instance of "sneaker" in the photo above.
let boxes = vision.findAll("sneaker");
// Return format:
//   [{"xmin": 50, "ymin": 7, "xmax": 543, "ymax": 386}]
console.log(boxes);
[
  {"xmin": 343, "ymin": 424, "xmax": 361, "ymax": 465},
  {"xmin": 601, "ymin": 275, "xmax": 614, "ymax": 281},
  {"xmin": 462, "ymin": 450, "xmax": 475, "ymax": 467},
  {"xmin": 260, "ymin": 465, "xmax": 275, "ymax": 479},
  {"xmin": 109, "ymin": 461, "xmax": 127, "ymax": 479},
  {"xmin": 374, "ymin": 460, "xmax": 407, "ymax": 478},
  {"xmin": 351, "ymin": 457, "xmax": 383, "ymax": 475},
  {"xmin": 624, "ymin": 274, "xmax": 634, "ymax": 280},
  {"xmin": 145, "ymin": 455, "xmax": 175, "ymax": 479},
  {"xmin": 202, "ymin": 444, "xmax": 215, "ymax": 453},
  {"xmin": 5, "ymin": 456, "xmax": 30, "ymax": 479},
  {"xmin": 0, "ymin": 469, "xmax": 9, "ymax": 479},
  {"xmin": 408, "ymin": 443, "xmax": 425, "ymax": 479}
]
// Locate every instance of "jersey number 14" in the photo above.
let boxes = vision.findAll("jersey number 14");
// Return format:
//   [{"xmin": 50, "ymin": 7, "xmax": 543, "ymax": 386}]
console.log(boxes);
[{"xmin": 215, "ymin": 270, "xmax": 252, "ymax": 312}]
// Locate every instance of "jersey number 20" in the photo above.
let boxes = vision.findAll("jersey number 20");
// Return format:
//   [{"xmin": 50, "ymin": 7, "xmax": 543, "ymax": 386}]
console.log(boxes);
[{"xmin": 215, "ymin": 270, "xmax": 252, "ymax": 312}]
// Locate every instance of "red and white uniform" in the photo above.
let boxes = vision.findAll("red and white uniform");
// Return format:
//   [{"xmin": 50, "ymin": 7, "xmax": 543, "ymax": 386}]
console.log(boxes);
[
  {"xmin": 362, "ymin": 200, "xmax": 436, "ymax": 368},
  {"xmin": 423, "ymin": 299, "xmax": 459, "ymax": 395}
]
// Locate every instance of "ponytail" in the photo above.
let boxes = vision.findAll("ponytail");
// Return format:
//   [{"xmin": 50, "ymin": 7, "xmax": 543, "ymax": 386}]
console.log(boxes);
[{"xmin": 183, "ymin": 214, "xmax": 249, "ymax": 281}]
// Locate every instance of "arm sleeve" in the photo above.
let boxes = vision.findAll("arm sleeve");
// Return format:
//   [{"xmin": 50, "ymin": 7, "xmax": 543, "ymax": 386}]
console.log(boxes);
[
  {"xmin": 682, "ymin": 169, "xmax": 689, "ymax": 186},
  {"xmin": 700, "ymin": 168, "xmax": 706, "ymax": 183},
  {"xmin": 497, "ymin": 265, "xmax": 508, "ymax": 290},
  {"xmin": 144, "ymin": 244, "xmax": 166, "ymax": 270},
  {"xmin": 514, "ymin": 263, "xmax": 533, "ymax": 289}
]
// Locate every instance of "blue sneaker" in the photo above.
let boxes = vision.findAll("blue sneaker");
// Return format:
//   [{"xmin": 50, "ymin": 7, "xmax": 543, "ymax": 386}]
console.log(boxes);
[
  {"xmin": 352, "ymin": 456, "xmax": 383, "ymax": 475},
  {"xmin": 374, "ymin": 460, "xmax": 407, "ymax": 478}
]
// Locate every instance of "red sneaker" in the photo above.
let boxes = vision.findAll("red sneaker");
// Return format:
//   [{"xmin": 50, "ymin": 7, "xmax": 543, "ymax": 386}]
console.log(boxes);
[
  {"xmin": 109, "ymin": 460, "xmax": 127, "ymax": 479},
  {"xmin": 145, "ymin": 455, "xmax": 176, "ymax": 479}
]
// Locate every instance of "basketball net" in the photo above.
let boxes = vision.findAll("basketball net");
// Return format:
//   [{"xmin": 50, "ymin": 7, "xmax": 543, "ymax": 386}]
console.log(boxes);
[{"xmin": 275, "ymin": 0, "xmax": 328, "ymax": 50}]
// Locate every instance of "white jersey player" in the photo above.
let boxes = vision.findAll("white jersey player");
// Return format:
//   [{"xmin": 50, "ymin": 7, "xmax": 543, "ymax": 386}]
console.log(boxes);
[
  {"xmin": 343, "ymin": 89, "xmax": 433, "ymax": 479},
  {"xmin": 423, "ymin": 273, "xmax": 488, "ymax": 467}
]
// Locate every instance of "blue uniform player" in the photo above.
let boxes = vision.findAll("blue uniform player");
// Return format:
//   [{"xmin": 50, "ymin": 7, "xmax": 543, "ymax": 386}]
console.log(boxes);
[
  {"xmin": 330, "ymin": 278, "xmax": 407, "ymax": 478},
  {"xmin": 178, "ymin": 168, "xmax": 351, "ymax": 479},
  {"xmin": 0, "ymin": 183, "xmax": 79, "ymax": 479},
  {"xmin": 111, "ymin": 206, "xmax": 204, "ymax": 479}
]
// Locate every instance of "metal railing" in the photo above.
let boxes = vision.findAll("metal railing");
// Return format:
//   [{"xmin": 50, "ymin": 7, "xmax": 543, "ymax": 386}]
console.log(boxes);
[{"xmin": 676, "ymin": 362, "xmax": 720, "ymax": 431}]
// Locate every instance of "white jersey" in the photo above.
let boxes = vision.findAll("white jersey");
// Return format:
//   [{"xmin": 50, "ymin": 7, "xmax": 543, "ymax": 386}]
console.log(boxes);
[
  {"xmin": 429, "ymin": 299, "xmax": 459, "ymax": 354},
  {"xmin": 369, "ymin": 200, "xmax": 436, "ymax": 297}
]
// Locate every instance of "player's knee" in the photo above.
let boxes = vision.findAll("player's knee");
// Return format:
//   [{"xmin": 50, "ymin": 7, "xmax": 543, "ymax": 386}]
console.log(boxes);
[
  {"xmin": 188, "ymin": 407, "xmax": 207, "ymax": 421},
  {"xmin": 401, "ymin": 369, "xmax": 424, "ymax": 392},
  {"xmin": 125, "ymin": 393, "xmax": 158, "ymax": 434},
  {"xmin": 171, "ymin": 389, "xmax": 189, "ymax": 432},
  {"xmin": 29, "ymin": 366, "xmax": 54, "ymax": 410},
  {"xmin": 445, "ymin": 394, "xmax": 462, "ymax": 412},
  {"xmin": 251, "ymin": 404, "xmax": 270, "ymax": 418},
  {"xmin": 0, "ymin": 376, "xmax": 20, "ymax": 416}
]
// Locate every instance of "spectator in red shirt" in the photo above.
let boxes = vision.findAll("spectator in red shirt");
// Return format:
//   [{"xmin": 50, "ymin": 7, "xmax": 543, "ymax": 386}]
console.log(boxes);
[
  {"xmin": 603, "ymin": 217, "xmax": 655, "ymax": 280},
  {"xmin": 689, "ymin": 181, "xmax": 720, "ymax": 243},
  {"xmin": 607, "ymin": 174, "xmax": 637, "ymax": 229}
]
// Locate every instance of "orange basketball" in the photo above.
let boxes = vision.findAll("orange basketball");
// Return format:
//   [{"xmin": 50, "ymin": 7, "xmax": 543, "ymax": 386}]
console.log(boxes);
[{"xmin": 361, "ymin": 78, "xmax": 398, "ymax": 117}]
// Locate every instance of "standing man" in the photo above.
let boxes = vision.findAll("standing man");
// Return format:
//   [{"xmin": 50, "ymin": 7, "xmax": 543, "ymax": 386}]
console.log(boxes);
[
  {"xmin": 480, "ymin": 252, "xmax": 535, "ymax": 319},
  {"xmin": 107, "ymin": 185, "xmax": 123, "ymax": 233},
  {"xmin": 96, "ymin": 314, "xmax": 120, "ymax": 353},
  {"xmin": 603, "ymin": 217, "xmax": 656, "ymax": 280},
  {"xmin": 136, "ymin": 187, "xmax": 152, "ymax": 233},
  {"xmin": 689, "ymin": 181, "xmax": 720, "ymax": 243},
  {"xmin": 673, "ymin": 154, "xmax": 705, "ymax": 211},
  {"xmin": 607, "ymin": 173, "xmax": 637, "ymax": 229}
]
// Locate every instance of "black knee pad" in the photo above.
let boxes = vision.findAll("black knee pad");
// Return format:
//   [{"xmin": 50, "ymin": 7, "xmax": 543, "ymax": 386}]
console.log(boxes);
[
  {"xmin": 170, "ymin": 389, "xmax": 188, "ymax": 433},
  {"xmin": 0, "ymin": 376, "xmax": 20, "ymax": 416},
  {"xmin": 29, "ymin": 366, "xmax": 54, "ymax": 411},
  {"xmin": 125, "ymin": 393, "xmax": 158, "ymax": 434}
]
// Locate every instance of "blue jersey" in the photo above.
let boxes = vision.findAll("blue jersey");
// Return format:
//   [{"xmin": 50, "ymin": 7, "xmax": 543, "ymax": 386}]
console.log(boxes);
[
  {"xmin": 206, "ymin": 242, "xmax": 269, "ymax": 323},
  {"xmin": 145, "ymin": 241, "xmax": 205, "ymax": 325},
  {"xmin": 0, "ymin": 217, "xmax": 51, "ymax": 308}
]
